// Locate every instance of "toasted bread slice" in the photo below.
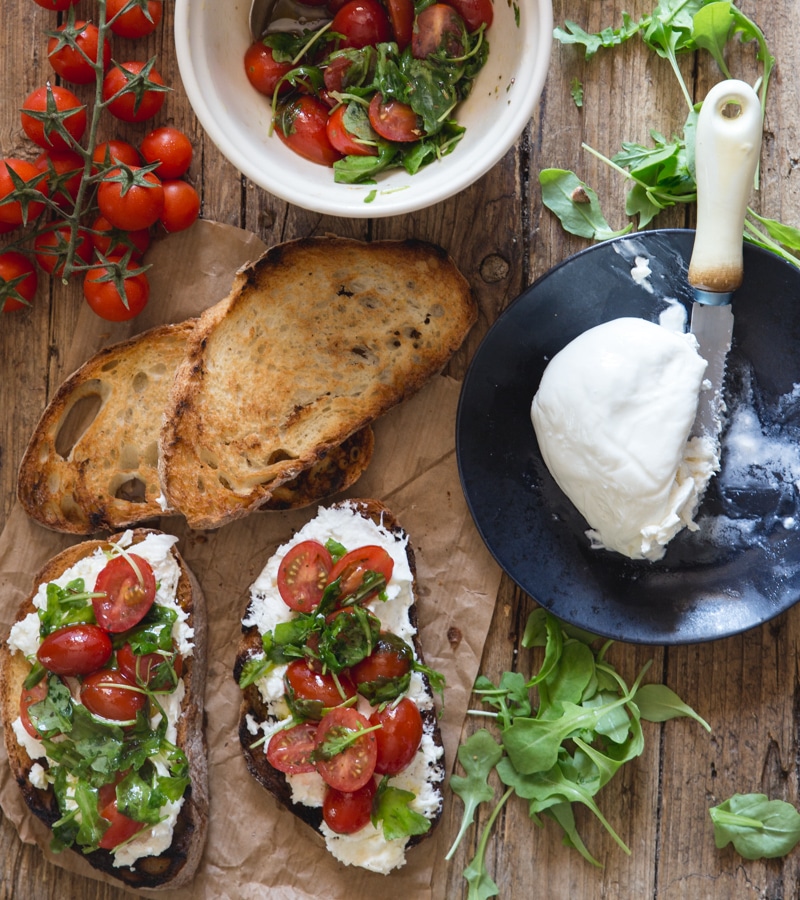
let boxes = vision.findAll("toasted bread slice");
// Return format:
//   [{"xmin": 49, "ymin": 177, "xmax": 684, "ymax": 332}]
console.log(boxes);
[
  {"xmin": 234, "ymin": 499, "xmax": 445, "ymax": 875},
  {"xmin": 0, "ymin": 529, "xmax": 208, "ymax": 890},
  {"xmin": 160, "ymin": 238, "xmax": 476, "ymax": 529}
]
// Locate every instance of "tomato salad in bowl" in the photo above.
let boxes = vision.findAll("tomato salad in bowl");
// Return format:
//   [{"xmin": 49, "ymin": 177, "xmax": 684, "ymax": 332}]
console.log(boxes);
[{"xmin": 244, "ymin": 0, "xmax": 493, "ymax": 183}]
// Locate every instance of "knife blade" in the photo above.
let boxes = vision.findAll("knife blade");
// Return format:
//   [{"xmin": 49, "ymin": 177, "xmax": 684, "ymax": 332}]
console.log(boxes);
[{"xmin": 687, "ymin": 79, "xmax": 762, "ymax": 440}]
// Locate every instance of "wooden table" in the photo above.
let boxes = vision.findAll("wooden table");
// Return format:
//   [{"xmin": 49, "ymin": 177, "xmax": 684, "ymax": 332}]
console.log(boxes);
[{"xmin": 2, "ymin": 0, "xmax": 800, "ymax": 897}]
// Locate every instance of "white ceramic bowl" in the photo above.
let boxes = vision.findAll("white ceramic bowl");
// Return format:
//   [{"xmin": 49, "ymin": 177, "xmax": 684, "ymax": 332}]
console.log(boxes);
[{"xmin": 174, "ymin": 0, "xmax": 553, "ymax": 218}]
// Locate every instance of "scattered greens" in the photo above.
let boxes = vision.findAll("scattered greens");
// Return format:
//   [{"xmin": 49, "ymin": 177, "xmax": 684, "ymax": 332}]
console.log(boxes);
[
  {"xmin": 709, "ymin": 794, "xmax": 800, "ymax": 859},
  {"xmin": 545, "ymin": 0, "xmax": 800, "ymax": 269},
  {"xmin": 446, "ymin": 609, "xmax": 710, "ymax": 897}
]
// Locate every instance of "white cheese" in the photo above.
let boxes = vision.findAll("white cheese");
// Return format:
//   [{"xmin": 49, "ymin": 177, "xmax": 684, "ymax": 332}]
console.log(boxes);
[{"xmin": 11, "ymin": 717, "xmax": 46, "ymax": 761}]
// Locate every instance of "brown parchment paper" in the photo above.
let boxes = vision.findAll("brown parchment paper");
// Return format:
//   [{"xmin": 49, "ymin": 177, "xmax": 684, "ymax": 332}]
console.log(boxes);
[{"xmin": 0, "ymin": 221, "xmax": 503, "ymax": 899}]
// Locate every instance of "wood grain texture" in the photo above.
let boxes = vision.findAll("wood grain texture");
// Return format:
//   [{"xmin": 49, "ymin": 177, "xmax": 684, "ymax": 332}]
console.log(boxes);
[{"xmin": 2, "ymin": 0, "xmax": 800, "ymax": 898}]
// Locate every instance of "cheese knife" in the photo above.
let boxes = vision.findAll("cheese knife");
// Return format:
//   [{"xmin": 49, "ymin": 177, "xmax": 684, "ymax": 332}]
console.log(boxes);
[{"xmin": 687, "ymin": 79, "xmax": 762, "ymax": 439}]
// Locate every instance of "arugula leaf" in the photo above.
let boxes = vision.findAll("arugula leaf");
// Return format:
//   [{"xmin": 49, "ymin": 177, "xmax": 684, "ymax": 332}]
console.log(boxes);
[
  {"xmin": 371, "ymin": 777, "xmax": 431, "ymax": 840},
  {"xmin": 634, "ymin": 682, "xmax": 712, "ymax": 730},
  {"xmin": 124, "ymin": 603, "xmax": 177, "ymax": 655},
  {"xmin": 709, "ymin": 794, "xmax": 800, "ymax": 859},
  {"xmin": 539, "ymin": 169, "xmax": 632, "ymax": 241},
  {"xmin": 554, "ymin": 14, "xmax": 643, "ymax": 58},
  {"xmin": 39, "ymin": 578, "xmax": 97, "ymax": 637},
  {"xmin": 28, "ymin": 675, "xmax": 73, "ymax": 738}
]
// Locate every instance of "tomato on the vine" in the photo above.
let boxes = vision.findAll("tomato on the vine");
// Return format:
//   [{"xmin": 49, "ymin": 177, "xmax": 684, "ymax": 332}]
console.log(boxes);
[
  {"xmin": 21, "ymin": 85, "xmax": 87, "ymax": 151},
  {"xmin": 80, "ymin": 669, "xmax": 147, "ymax": 721},
  {"xmin": 276, "ymin": 96, "xmax": 343, "ymax": 167},
  {"xmin": 367, "ymin": 93, "xmax": 423, "ymax": 143},
  {"xmin": 47, "ymin": 20, "xmax": 111, "ymax": 85},
  {"xmin": 19, "ymin": 678, "xmax": 50, "ymax": 739},
  {"xmin": 34, "ymin": 222, "xmax": 93, "ymax": 277},
  {"xmin": 140, "ymin": 126, "xmax": 193, "ymax": 179},
  {"xmin": 36, "ymin": 624, "xmax": 113, "ymax": 677},
  {"xmin": 447, "ymin": 0, "xmax": 493, "ymax": 31},
  {"xmin": 159, "ymin": 179, "xmax": 200, "ymax": 233},
  {"xmin": 106, "ymin": 0, "xmax": 163, "ymax": 39},
  {"xmin": 90, "ymin": 214, "xmax": 151, "ymax": 259},
  {"xmin": 92, "ymin": 139, "xmax": 142, "ymax": 171},
  {"xmin": 267, "ymin": 721, "xmax": 318, "ymax": 774},
  {"xmin": 326, "ymin": 544, "xmax": 394, "ymax": 604},
  {"xmin": 33, "ymin": 0, "xmax": 79, "ymax": 10},
  {"xmin": 97, "ymin": 167, "xmax": 164, "ymax": 231},
  {"xmin": 102, "ymin": 61, "xmax": 167, "ymax": 123},
  {"xmin": 93, "ymin": 553, "xmax": 157, "ymax": 632},
  {"xmin": 0, "ymin": 251, "xmax": 38, "ymax": 312},
  {"xmin": 326, "ymin": 105, "xmax": 377, "ymax": 157},
  {"xmin": 323, "ymin": 777, "xmax": 377, "ymax": 834},
  {"xmin": 34, "ymin": 149, "xmax": 83, "ymax": 209},
  {"xmin": 244, "ymin": 42, "xmax": 294, "ymax": 97},
  {"xmin": 314, "ymin": 707, "xmax": 377, "ymax": 792},
  {"xmin": 277, "ymin": 540, "xmax": 333, "ymax": 612},
  {"xmin": 330, "ymin": 0, "xmax": 392, "ymax": 49},
  {"xmin": 0, "ymin": 159, "xmax": 48, "ymax": 227},
  {"xmin": 369, "ymin": 697, "xmax": 423, "ymax": 775},
  {"xmin": 83, "ymin": 260, "xmax": 150, "ymax": 321}
]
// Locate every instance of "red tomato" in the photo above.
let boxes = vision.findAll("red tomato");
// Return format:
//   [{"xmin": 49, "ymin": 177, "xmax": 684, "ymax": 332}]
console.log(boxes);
[
  {"xmin": 326, "ymin": 544, "xmax": 394, "ymax": 603},
  {"xmin": 331, "ymin": 0, "xmax": 392, "ymax": 49},
  {"xmin": 140, "ymin": 126, "xmax": 193, "ymax": 179},
  {"xmin": 277, "ymin": 540, "xmax": 333, "ymax": 612},
  {"xmin": 107, "ymin": 0, "xmax": 163, "ymax": 38},
  {"xmin": 0, "ymin": 251, "xmax": 38, "ymax": 312},
  {"xmin": 323, "ymin": 55, "xmax": 354, "ymax": 94},
  {"xmin": 102, "ymin": 61, "xmax": 167, "ymax": 123},
  {"xmin": 327, "ymin": 0, "xmax": 351, "ymax": 11},
  {"xmin": 323, "ymin": 777, "xmax": 377, "ymax": 834},
  {"xmin": 314, "ymin": 707, "xmax": 377, "ymax": 792},
  {"xmin": 159, "ymin": 180, "xmax": 200, "ymax": 233},
  {"xmin": 34, "ymin": 222, "xmax": 93, "ymax": 277},
  {"xmin": 350, "ymin": 633, "xmax": 412, "ymax": 686},
  {"xmin": 90, "ymin": 214, "xmax": 151, "ymax": 259},
  {"xmin": 276, "ymin": 96, "xmax": 343, "ymax": 167},
  {"xmin": 97, "ymin": 167, "xmax": 164, "ymax": 231},
  {"xmin": 37, "ymin": 624, "xmax": 112, "ymax": 677},
  {"xmin": 19, "ymin": 678, "xmax": 50, "ymax": 739},
  {"xmin": 244, "ymin": 42, "xmax": 294, "ymax": 97},
  {"xmin": 21, "ymin": 85, "xmax": 87, "ymax": 151},
  {"xmin": 98, "ymin": 797, "xmax": 147, "ymax": 849},
  {"xmin": 83, "ymin": 260, "xmax": 150, "ymax": 321},
  {"xmin": 117, "ymin": 642, "xmax": 177, "ymax": 687},
  {"xmin": 386, "ymin": 0, "xmax": 413, "ymax": 50},
  {"xmin": 93, "ymin": 139, "xmax": 142, "ymax": 172},
  {"xmin": 411, "ymin": 4, "xmax": 467, "ymax": 60},
  {"xmin": 47, "ymin": 20, "xmax": 111, "ymax": 85},
  {"xmin": 34, "ymin": 149, "xmax": 83, "ymax": 209},
  {"xmin": 81, "ymin": 669, "xmax": 147, "ymax": 721},
  {"xmin": 267, "ymin": 721, "xmax": 319, "ymax": 774},
  {"xmin": 326, "ymin": 105, "xmax": 377, "ymax": 157},
  {"xmin": 93, "ymin": 554, "xmax": 156, "ymax": 632},
  {"xmin": 33, "ymin": 0, "xmax": 79, "ymax": 8},
  {"xmin": 367, "ymin": 93, "xmax": 423, "ymax": 143},
  {"xmin": 0, "ymin": 159, "xmax": 48, "ymax": 227},
  {"xmin": 447, "ymin": 0, "xmax": 493, "ymax": 31},
  {"xmin": 285, "ymin": 659, "xmax": 356, "ymax": 713},
  {"xmin": 370, "ymin": 697, "xmax": 423, "ymax": 775}
]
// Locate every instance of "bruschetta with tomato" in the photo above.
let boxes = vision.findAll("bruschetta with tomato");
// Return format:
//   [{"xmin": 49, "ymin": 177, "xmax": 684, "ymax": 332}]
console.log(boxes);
[
  {"xmin": 0, "ymin": 529, "xmax": 208, "ymax": 890},
  {"xmin": 234, "ymin": 499, "xmax": 445, "ymax": 875}
]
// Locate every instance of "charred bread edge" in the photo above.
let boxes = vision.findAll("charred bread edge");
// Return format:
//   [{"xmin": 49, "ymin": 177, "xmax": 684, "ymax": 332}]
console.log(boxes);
[
  {"xmin": 0, "ymin": 529, "xmax": 208, "ymax": 891},
  {"xmin": 234, "ymin": 498, "xmax": 444, "ymax": 853}
]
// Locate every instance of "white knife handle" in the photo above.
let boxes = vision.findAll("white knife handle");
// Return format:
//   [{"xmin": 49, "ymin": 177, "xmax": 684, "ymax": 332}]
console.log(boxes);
[{"xmin": 688, "ymin": 79, "xmax": 762, "ymax": 296}]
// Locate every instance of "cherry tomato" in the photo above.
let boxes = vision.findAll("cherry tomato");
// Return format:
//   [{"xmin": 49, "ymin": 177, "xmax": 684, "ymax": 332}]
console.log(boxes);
[
  {"xmin": 98, "ymin": 797, "xmax": 147, "ymax": 849},
  {"xmin": 327, "ymin": 0, "xmax": 351, "ymax": 11},
  {"xmin": 97, "ymin": 167, "xmax": 164, "ymax": 231},
  {"xmin": 350, "ymin": 632, "xmax": 412, "ymax": 686},
  {"xmin": 34, "ymin": 149, "xmax": 83, "ymax": 210},
  {"xmin": 326, "ymin": 544, "xmax": 394, "ymax": 604},
  {"xmin": 285, "ymin": 659, "xmax": 356, "ymax": 715},
  {"xmin": 331, "ymin": 0, "xmax": 391, "ymax": 49},
  {"xmin": 90, "ymin": 214, "xmax": 151, "ymax": 259},
  {"xmin": 267, "ymin": 721, "xmax": 318, "ymax": 774},
  {"xmin": 81, "ymin": 669, "xmax": 147, "ymax": 721},
  {"xmin": 140, "ymin": 126, "xmax": 193, "ymax": 179},
  {"xmin": 83, "ymin": 259, "xmax": 150, "ymax": 321},
  {"xmin": 21, "ymin": 85, "xmax": 87, "ymax": 151},
  {"xmin": 34, "ymin": 0, "xmax": 79, "ymax": 9},
  {"xmin": 34, "ymin": 222, "xmax": 93, "ymax": 277},
  {"xmin": 0, "ymin": 251, "xmax": 38, "ymax": 312},
  {"xmin": 277, "ymin": 540, "xmax": 333, "ymax": 612},
  {"xmin": 102, "ymin": 61, "xmax": 167, "ymax": 123},
  {"xmin": 276, "ymin": 96, "xmax": 343, "ymax": 167},
  {"xmin": 92, "ymin": 139, "xmax": 142, "ymax": 172},
  {"xmin": 314, "ymin": 707, "xmax": 377, "ymax": 792},
  {"xmin": 0, "ymin": 159, "xmax": 48, "ymax": 227},
  {"xmin": 326, "ymin": 105, "xmax": 377, "ymax": 157},
  {"xmin": 323, "ymin": 777, "xmax": 377, "ymax": 834},
  {"xmin": 19, "ymin": 678, "xmax": 50, "ymax": 739},
  {"xmin": 323, "ymin": 55, "xmax": 355, "ymax": 94},
  {"xmin": 244, "ymin": 42, "xmax": 294, "ymax": 97},
  {"xmin": 159, "ymin": 180, "xmax": 200, "ymax": 233},
  {"xmin": 117, "ymin": 642, "xmax": 178, "ymax": 688},
  {"xmin": 47, "ymin": 20, "xmax": 111, "ymax": 85},
  {"xmin": 37, "ymin": 624, "xmax": 112, "ymax": 677},
  {"xmin": 386, "ymin": 0, "xmax": 414, "ymax": 50},
  {"xmin": 447, "ymin": 0, "xmax": 493, "ymax": 31},
  {"xmin": 370, "ymin": 697, "xmax": 423, "ymax": 775},
  {"xmin": 367, "ymin": 93, "xmax": 423, "ymax": 143},
  {"xmin": 93, "ymin": 553, "xmax": 156, "ymax": 632},
  {"xmin": 107, "ymin": 0, "xmax": 163, "ymax": 38},
  {"xmin": 411, "ymin": 4, "xmax": 467, "ymax": 60}
]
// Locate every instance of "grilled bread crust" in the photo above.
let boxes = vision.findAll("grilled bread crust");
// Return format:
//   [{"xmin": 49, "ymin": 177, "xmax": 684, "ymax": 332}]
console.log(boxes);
[
  {"xmin": 160, "ymin": 238, "xmax": 476, "ymax": 529},
  {"xmin": 0, "ymin": 530, "xmax": 208, "ymax": 890}
]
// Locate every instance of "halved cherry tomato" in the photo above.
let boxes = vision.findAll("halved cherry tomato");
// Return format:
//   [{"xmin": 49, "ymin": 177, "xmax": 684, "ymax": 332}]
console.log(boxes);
[
  {"xmin": 447, "ymin": 0, "xmax": 493, "ymax": 31},
  {"xmin": 314, "ymin": 707, "xmax": 377, "ymax": 792},
  {"xmin": 19, "ymin": 678, "xmax": 50, "ymax": 739},
  {"xmin": 276, "ymin": 96, "xmax": 343, "ymax": 167},
  {"xmin": 244, "ymin": 42, "xmax": 294, "ymax": 97},
  {"xmin": 117, "ymin": 642, "xmax": 179, "ymax": 688},
  {"xmin": 267, "ymin": 721, "xmax": 318, "ymax": 774},
  {"xmin": 326, "ymin": 544, "xmax": 394, "ymax": 604},
  {"xmin": 37, "ymin": 624, "xmax": 112, "ymax": 676},
  {"xmin": 350, "ymin": 632, "xmax": 412, "ymax": 686},
  {"xmin": 411, "ymin": 4, "xmax": 467, "ymax": 60},
  {"xmin": 81, "ymin": 669, "xmax": 147, "ymax": 721},
  {"xmin": 367, "ymin": 93, "xmax": 423, "ymax": 143},
  {"xmin": 323, "ymin": 777, "xmax": 377, "ymax": 834},
  {"xmin": 326, "ymin": 105, "xmax": 377, "ymax": 157},
  {"xmin": 331, "ymin": 0, "xmax": 392, "ymax": 49},
  {"xmin": 369, "ymin": 697, "xmax": 423, "ymax": 775},
  {"xmin": 97, "ymin": 783, "xmax": 148, "ymax": 849},
  {"xmin": 47, "ymin": 20, "xmax": 111, "ymax": 84},
  {"xmin": 285, "ymin": 658, "xmax": 356, "ymax": 715},
  {"xmin": 93, "ymin": 553, "xmax": 156, "ymax": 633},
  {"xmin": 386, "ymin": 0, "xmax": 414, "ymax": 50},
  {"xmin": 277, "ymin": 540, "xmax": 333, "ymax": 612}
]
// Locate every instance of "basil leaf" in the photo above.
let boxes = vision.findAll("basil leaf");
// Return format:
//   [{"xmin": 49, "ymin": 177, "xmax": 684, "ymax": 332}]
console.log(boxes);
[{"xmin": 28, "ymin": 675, "xmax": 73, "ymax": 738}]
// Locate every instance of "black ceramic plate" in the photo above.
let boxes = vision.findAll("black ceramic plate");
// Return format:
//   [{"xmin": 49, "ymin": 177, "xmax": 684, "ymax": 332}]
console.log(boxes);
[{"xmin": 457, "ymin": 230, "xmax": 800, "ymax": 644}]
